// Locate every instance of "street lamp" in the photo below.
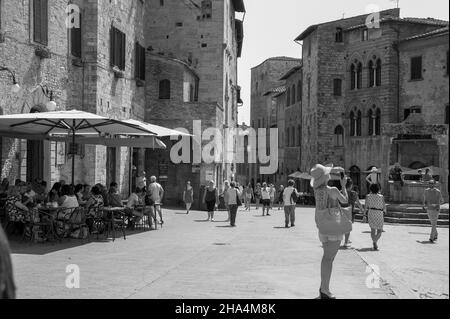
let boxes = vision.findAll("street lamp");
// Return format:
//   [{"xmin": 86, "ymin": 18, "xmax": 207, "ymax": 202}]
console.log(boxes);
[{"xmin": 0, "ymin": 66, "xmax": 21, "ymax": 93}]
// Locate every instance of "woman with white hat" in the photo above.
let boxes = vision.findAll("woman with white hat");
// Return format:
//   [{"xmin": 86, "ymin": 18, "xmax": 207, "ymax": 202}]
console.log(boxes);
[
  {"xmin": 311, "ymin": 164, "xmax": 349, "ymax": 299},
  {"xmin": 366, "ymin": 167, "xmax": 380, "ymax": 189}
]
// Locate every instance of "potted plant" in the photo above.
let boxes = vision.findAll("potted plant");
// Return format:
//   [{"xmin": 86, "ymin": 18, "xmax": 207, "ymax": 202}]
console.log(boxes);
[
  {"xmin": 35, "ymin": 46, "xmax": 51, "ymax": 59},
  {"xmin": 112, "ymin": 66, "xmax": 124, "ymax": 78}
]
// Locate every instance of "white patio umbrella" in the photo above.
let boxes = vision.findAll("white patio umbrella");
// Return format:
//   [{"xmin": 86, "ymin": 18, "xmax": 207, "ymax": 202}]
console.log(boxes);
[
  {"xmin": 0, "ymin": 110, "xmax": 156, "ymax": 184},
  {"xmin": 48, "ymin": 135, "xmax": 167, "ymax": 149},
  {"xmin": 123, "ymin": 119, "xmax": 192, "ymax": 137}
]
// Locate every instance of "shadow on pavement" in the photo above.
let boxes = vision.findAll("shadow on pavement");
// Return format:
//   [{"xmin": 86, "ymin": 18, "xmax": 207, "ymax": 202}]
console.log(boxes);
[
  {"xmin": 9, "ymin": 229, "xmax": 152, "ymax": 255},
  {"xmin": 273, "ymin": 227, "xmax": 289, "ymax": 229},
  {"xmin": 416, "ymin": 240, "xmax": 436, "ymax": 245},
  {"xmin": 216, "ymin": 226, "xmax": 233, "ymax": 228},
  {"xmin": 194, "ymin": 220, "xmax": 210, "ymax": 223},
  {"xmin": 355, "ymin": 248, "xmax": 376, "ymax": 252}
]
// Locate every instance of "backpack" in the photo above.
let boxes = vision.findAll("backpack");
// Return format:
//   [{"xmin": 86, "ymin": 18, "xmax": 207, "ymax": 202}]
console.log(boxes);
[{"xmin": 291, "ymin": 189, "xmax": 299, "ymax": 205}]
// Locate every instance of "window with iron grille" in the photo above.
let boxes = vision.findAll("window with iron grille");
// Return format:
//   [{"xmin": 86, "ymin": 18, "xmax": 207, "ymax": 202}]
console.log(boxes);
[
  {"xmin": 135, "ymin": 42, "xmax": 146, "ymax": 80},
  {"xmin": 411, "ymin": 56, "xmax": 423, "ymax": 80},
  {"xmin": 33, "ymin": 0, "xmax": 48, "ymax": 46},
  {"xmin": 110, "ymin": 26, "xmax": 126, "ymax": 71}
]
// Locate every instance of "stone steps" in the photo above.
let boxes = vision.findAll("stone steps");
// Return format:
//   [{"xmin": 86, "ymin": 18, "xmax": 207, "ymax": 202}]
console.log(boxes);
[{"xmin": 354, "ymin": 213, "xmax": 449, "ymax": 226}]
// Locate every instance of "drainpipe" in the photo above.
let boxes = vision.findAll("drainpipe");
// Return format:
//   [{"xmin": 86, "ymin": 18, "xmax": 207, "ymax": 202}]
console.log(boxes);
[{"xmin": 392, "ymin": 23, "xmax": 401, "ymax": 163}]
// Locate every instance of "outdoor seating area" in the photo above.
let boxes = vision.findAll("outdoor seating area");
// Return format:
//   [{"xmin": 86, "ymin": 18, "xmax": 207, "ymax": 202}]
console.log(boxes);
[{"xmin": 0, "ymin": 180, "xmax": 159, "ymax": 244}]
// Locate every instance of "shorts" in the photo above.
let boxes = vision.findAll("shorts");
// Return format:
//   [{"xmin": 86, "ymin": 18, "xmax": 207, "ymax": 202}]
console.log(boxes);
[
  {"xmin": 319, "ymin": 232, "xmax": 344, "ymax": 243},
  {"xmin": 262, "ymin": 199, "xmax": 271, "ymax": 207},
  {"xmin": 205, "ymin": 200, "xmax": 216, "ymax": 212}
]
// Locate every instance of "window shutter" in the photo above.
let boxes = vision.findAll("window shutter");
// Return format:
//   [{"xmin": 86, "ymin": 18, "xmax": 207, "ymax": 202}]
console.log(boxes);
[
  {"xmin": 71, "ymin": 13, "xmax": 82, "ymax": 57},
  {"xmin": 121, "ymin": 32, "xmax": 126, "ymax": 70},
  {"xmin": 110, "ymin": 27, "xmax": 115, "ymax": 66},
  {"xmin": 41, "ymin": 0, "xmax": 48, "ymax": 45},
  {"xmin": 135, "ymin": 42, "xmax": 139, "ymax": 78},
  {"xmin": 33, "ymin": 0, "xmax": 42, "ymax": 44},
  {"xmin": 140, "ymin": 45, "xmax": 145, "ymax": 80}
]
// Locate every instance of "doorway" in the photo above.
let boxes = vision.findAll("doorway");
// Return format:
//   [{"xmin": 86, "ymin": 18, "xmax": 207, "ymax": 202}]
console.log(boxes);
[
  {"xmin": 26, "ymin": 106, "xmax": 45, "ymax": 182},
  {"xmin": 106, "ymin": 147, "xmax": 117, "ymax": 186}
]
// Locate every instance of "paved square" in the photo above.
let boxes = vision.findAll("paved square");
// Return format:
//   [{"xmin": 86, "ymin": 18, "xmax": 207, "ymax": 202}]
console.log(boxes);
[{"xmin": 10, "ymin": 207, "xmax": 448, "ymax": 299}]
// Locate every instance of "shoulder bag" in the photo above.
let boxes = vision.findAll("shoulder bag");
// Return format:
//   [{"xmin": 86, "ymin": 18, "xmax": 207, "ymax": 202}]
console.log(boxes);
[{"xmin": 317, "ymin": 192, "xmax": 353, "ymax": 236}]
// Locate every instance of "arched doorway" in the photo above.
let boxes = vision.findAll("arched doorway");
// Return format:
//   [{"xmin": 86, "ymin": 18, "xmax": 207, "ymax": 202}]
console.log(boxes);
[
  {"xmin": 349, "ymin": 166, "xmax": 361, "ymax": 193},
  {"xmin": 26, "ymin": 105, "xmax": 47, "ymax": 182}
]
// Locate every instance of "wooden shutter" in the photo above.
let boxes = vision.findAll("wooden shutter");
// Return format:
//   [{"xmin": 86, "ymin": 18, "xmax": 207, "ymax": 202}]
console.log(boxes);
[
  {"xmin": 41, "ymin": 0, "xmax": 48, "ymax": 45},
  {"xmin": 140, "ymin": 44, "xmax": 145, "ymax": 80},
  {"xmin": 120, "ymin": 32, "xmax": 126, "ymax": 70},
  {"xmin": 33, "ymin": 0, "xmax": 42, "ymax": 44},
  {"xmin": 110, "ymin": 27, "xmax": 115, "ymax": 66}
]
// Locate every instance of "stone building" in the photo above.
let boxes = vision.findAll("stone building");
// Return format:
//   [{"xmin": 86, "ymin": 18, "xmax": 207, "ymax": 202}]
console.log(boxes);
[
  {"xmin": 144, "ymin": 0, "xmax": 246, "ymax": 206},
  {"xmin": 247, "ymin": 56, "xmax": 301, "ymax": 187},
  {"xmin": 0, "ymin": 0, "xmax": 149, "ymax": 196},
  {"xmin": 294, "ymin": 8, "xmax": 449, "ymax": 197}
]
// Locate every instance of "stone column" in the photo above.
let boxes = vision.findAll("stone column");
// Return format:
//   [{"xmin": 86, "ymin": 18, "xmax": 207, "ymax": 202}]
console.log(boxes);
[
  {"xmin": 381, "ymin": 136, "xmax": 393, "ymax": 200},
  {"xmin": 435, "ymin": 134, "xmax": 449, "ymax": 202}
]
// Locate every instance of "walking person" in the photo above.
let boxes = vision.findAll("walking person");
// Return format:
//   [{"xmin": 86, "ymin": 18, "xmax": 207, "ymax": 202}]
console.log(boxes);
[
  {"xmin": 364, "ymin": 184, "xmax": 386, "ymax": 251},
  {"xmin": 278, "ymin": 185, "xmax": 285, "ymax": 210},
  {"xmin": 203, "ymin": 181, "xmax": 219, "ymax": 222},
  {"xmin": 269, "ymin": 184, "xmax": 276, "ymax": 210},
  {"xmin": 148, "ymin": 176, "xmax": 165, "ymax": 225},
  {"xmin": 342, "ymin": 179, "xmax": 363, "ymax": 248},
  {"xmin": 0, "ymin": 225, "xmax": 16, "ymax": 299},
  {"xmin": 254, "ymin": 183, "xmax": 262, "ymax": 213},
  {"xmin": 222, "ymin": 181, "xmax": 231, "ymax": 222},
  {"xmin": 261, "ymin": 183, "xmax": 271, "ymax": 216},
  {"xmin": 224, "ymin": 182, "xmax": 241, "ymax": 227},
  {"xmin": 423, "ymin": 180, "xmax": 444, "ymax": 243},
  {"xmin": 283, "ymin": 180, "xmax": 298, "ymax": 228},
  {"xmin": 311, "ymin": 164, "xmax": 349, "ymax": 299},
  {"xmin": 244, "ymin": 183, "xmax": 254, "ymax": 211},
  {"xmin": 183, "ymin": 181, "xmax": 194, "ymax": 215}
]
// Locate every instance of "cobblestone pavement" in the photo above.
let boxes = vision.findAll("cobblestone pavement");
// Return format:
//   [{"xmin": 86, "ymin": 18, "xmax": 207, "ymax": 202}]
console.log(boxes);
[{"xmin": 9, "ymin": 206, "xmax": 447, "ymax": 299}]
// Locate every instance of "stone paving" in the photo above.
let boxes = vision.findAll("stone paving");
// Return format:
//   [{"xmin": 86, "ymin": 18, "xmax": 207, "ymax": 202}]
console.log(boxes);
[{"xmin": 9, "ymin": 206, "xmax": 448, "ymax": 299}]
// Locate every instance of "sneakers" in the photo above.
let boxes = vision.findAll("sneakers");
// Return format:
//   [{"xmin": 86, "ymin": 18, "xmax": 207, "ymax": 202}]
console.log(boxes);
[{"xmin": 291, "ymin": 224, "xmax": 295, "ymax": 227}]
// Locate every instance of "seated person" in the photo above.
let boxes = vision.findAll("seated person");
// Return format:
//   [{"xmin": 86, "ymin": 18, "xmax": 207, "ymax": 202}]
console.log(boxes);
[
  {"xmin": 5, "ymin": 186, "xmax": 31, "ymax": 223},
  {"xmin": 85, "ymin": 186, "xmax": 105, "ymax": 233},
  {"xmin": 47, "ymin": 182, "xmax": 62, "ymax": 207},
  {"xmin": 107, "ymin": 182, "xmax": 123, "ymax": 208},
  {"xmin": 74, "ymin": 184, "xmax": 86, "ymax": 206},
  {"xmin": 0, "ymin": 178, "xmax": 10, "ymax": 200},
  {"xmin": 57, "ymin": 185, "xmax": 80, "ymax": 219},
  {"xmin": 125, "ymin": 187, "xmax": 145, "ymax": 228}
]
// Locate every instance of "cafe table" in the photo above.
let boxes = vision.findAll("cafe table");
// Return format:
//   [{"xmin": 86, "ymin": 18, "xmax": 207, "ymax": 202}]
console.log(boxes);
[
  {"xmin": 102, "ymin": 207, "xmax": 127, "ymax": 241},
  {"xmin": 36, "ymin": 206, "xmax": 62, "ymax": 242}
]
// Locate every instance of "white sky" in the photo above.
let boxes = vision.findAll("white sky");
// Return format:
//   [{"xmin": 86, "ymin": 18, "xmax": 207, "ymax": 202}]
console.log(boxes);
[{"xmin": 237, "ymin": 0, "xmax": 450, "ymax": 125}]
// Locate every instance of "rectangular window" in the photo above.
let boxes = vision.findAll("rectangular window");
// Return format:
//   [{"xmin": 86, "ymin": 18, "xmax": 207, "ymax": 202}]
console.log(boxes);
[
  {"xmin": 135, "ymin": 42, "xmax": 146, "ymax": 80},
  {"xmin": 33, "ymin": 0, "xmax": 48, "ymax": 46},
  {"xmin": 110, "ymin": 26, "xmax": 126, "ymax": 71},
  {"xmin": 333, "ymin": 79, "xmax": 342, "ymax": 96},
  {"xmin": 404, "ymin": 106, "xmax": 421, "ymax": 120},
  {"xmin": 411, "ymin": 56, "xmax": 423, "ymax": 80},
  {"xmin": 71, "ymin": 13, "xmax": 82, "ymax": 58},
  {"xmin": 362, "ymin": 28, "xmax": 369, "ymax": 41}
]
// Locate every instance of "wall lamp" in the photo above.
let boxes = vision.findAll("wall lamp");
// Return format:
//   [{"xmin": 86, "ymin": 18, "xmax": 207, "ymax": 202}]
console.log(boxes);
[
  {"xmin": 0, "ymin": 66, "xmax": 21, "ymax": 93},
  {"xmin": 39, "ymin": 84, "xmax": 57, "ymax": 110}
]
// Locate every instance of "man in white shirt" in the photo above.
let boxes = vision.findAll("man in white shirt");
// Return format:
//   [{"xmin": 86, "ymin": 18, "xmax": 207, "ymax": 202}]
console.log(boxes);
[
  {"xmin": 148, "ymin": 176, "xmax": 165, "ymax": 225},
  {"xmin": 283, "ymin": 180, "xmax": 299, "ymax": 228}
]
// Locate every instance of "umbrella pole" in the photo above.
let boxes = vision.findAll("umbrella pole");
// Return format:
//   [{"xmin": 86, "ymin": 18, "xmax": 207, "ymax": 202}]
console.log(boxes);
[{"xmin": 72, "ymin": 128, "xmax": 75, "ymax": 186}]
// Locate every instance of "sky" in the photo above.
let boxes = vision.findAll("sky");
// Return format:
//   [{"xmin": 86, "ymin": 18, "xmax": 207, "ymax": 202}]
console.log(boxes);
[{"xmin": 237, "ymin": 0, "xmax": 450, "ymax": 125}]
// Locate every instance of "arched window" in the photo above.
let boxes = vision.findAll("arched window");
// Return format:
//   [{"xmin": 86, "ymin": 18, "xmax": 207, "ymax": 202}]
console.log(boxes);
[
  {"xmin": 350, "ymin": 111, "xmax": 356, "ymax": 136},
  {"xmin": 297, "ymin": 125, "xmax": 301, "ymax": 146},
  {"xmin": 376, "ymin": 59, "xmax": 382, "ymax": 86},
  {"xmin": 334, "ymin": 125, "xmax": 344, "ymax": 146},
  {"xmin": 368, "ymin": 60, "xmax": 375, "ymax": 87},
  {"xmin": 375, "ymin": 108, "xmax": 381, "ymax": 135},
  {"xmin": 356, "ymin": 110, "xmax": 362, "ymax": 136},
  {"xmin": 297, "ymin": 81, "xmax": 302, "ymax": 101},
  {"xmin": 368, "ymin": 108, "xmax": 374, "ymax": 136},
  {"xmin": 291, "ymin": 85, "xmax": 296, "ymax": 104},
  {"xmin": 159, "ymin": 79, "xmax": 171, "ymax": 99},
  {"xmin": 350, "ymin": 64, "xmax": 356, "ymax": 90},
  {"xmin": 286, "ymin": 87, "xmax": 291, "ymax": 106},
  {"xmin": 357, "ymin": 63, "xmax": 363, "ymax": 89}
]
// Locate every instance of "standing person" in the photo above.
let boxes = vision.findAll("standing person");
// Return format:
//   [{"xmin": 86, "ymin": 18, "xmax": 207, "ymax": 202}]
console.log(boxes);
[
  {"xmin": 364, "ymin": 184, "xmax": 386, "ymax": 251},
  {"xmin": 254, "ymin": 183, "xmax": 262, "ymax": 213},
  {"xmin": 0, "ymin": 225, "xmax": 16, "ymax": 299},
  {"xmin": 225, "ymin": 182, "xmax": 242, "ymax": 227},
  {"xmin": 269, "ymin": 184, "xmax": 276, "ymax": 210},
  {"xmin": 244, "ymin": 183, "xmax": 254, "ymax": 211},
  {"xmin": 311, "ymin": 164, "xmax": 348, "ymax": 299},
  {"xmin": 342, "ymin": 179, "xmax": 363, "ymax": 248},
  {"xmin": 277, "ymin": 185, "xmax": 285, "ymax": 210},
  {"xmin": 423, "ymin": 180, "xmax": 444, "ymax": 243},
  {"xmin": 389, "ymin": 163, "xmax": 404, "ymax": 202},
  {"xmin": 283, "ymin": 180, "xmax": 298, "ymax": 228},
  {"xmin": 148, "ymin": 176, "xmax": 165, "ymax": 225},
  {"xmin": 203, "ymin": 181, "xmax": 219, "ymax": 222},
  {"xmin": 366, "ymin": 167, "xmax": 380, "ymax": 188},
  {"xmin": 183, "ymin": 181, "xmax": 194, "ymax": 215},
  {"xmin": 422, "ymin": 168, "xmax": 434, "ymax": 183},
  {"xmin": 222, "ymin": 181, "xmax": 230, "ymax": 222},
  {"xmin": 136, "ymin": 171, "xmax": 147, "ymax": 190},
  {"xmin": 261, "ymin": 183, "xmax": 271, "ymax": 216}
]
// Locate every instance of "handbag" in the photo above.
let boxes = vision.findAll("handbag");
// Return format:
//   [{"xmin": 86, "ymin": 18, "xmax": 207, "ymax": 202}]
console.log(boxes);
[{"xmin": 316, "ymin": 193, "xmax": 353, "ymax": 236}]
